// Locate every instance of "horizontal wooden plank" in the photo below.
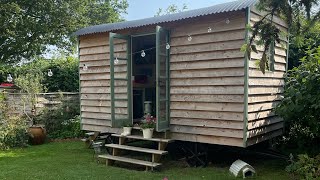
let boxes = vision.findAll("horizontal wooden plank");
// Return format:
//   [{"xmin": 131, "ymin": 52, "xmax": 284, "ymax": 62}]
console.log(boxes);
[
  {"xmin": 170, "ymin": 40, "xmax": 244, "ymax": 54},
  {"xmin": 248, "ymin": 87, "xmax": 284, "ymax": 95},
  {"xmin": 248, "ymin": 116, "xmax": 283, "ymax": 130},
  {"xmin": 99, "ymin": 154, "xmax": 161, "ymax": 167},
  {"xmin": 249, "ymin": 60, "xmax": 286, "ymax": 72},
  {"xmin": 81, "ymin": 106, "xmax": 127, "ymax": 114},
  {"xmin": 170, "ymin": 49, "xmax": 244, "ymax": 63},
  {"xmin": 250, "ymin": 9, "xmax": 288, "ymax": 30},
  {"xmin": 79, "ymin": 59, "xmax": 109, "ymax": 67},
  {"xmin": 81, "ymin": 93, "xmax": 110, "ymax": 100},
  {"xmin": 247, "ymin": 122, "xmax": 284, "ymax": 138},
  {"xmin": 246, "ymin": 129, "xmax": 283, "ymax": 146},
  {"xmin": 79, "ymin": 33, "xmax": 109, "ymax": 48},
  {"xmin": 80, "ymin": 54, "xmax": 109, "ymax": 62},
  {"xmin": 172, "ymin": 12, "xmax": 245, "ymax": 37},
  {"xmin": 79, "ymin": 43, "xmax": 127, "ymax": 55},
  {"xmin": 171, "ymin": 29, "xmax": 245, "ymax": 47},
  {"xmin": 80, "ymin": 73, "xmax": 110, "ymax": 80},
  {"xmin": 248, "ymin": 94, "xmax": 282, "ymax": 103},
  {"xmin": 171, "ymin": 77, "xmax": 244, "ymax": 87},
  {"xmin": 171, "ymin": 102, "xmax": 243, "ymax": 112},
  {"xmin": 81, "ymin": 124, "xmax": 121, "ymax": 133},
  {"xmin": 81, "ymin": 100, "xmax": 127, "ymax": 107},
  {"xmin": 171, "ymin": 86, "xmax": 244, "ymax": 95},
  {"xmin": 170, "ymin": 118, "xmax": 243, "ymax": 129},
  {"xmin": 81, "ymin": 118, "xmax": 111, "ymax": 126},
  {"xmin": 112, "ymin": 134, "xmax": 173, "ymax": 143},
  {"xmin": 248, "ymin": 101, "xmax": 280, "ymax": 112},
  {"xmin": 171, "ymin": 125, "xmax": 243, "ymax": 138},
  {"xmin": 171, "ymin": 58, "xmax": 244, "ymax": 70},
  {"xmin": 171, "ymin": 133, "xmax": 243, "ymax": 147},
  {"xmin": 248, "ymin": 78, "xmax": 284, "ymax": 87},
  {"xmin": 105, "ymin": 144, "xmax": 168, "ymax": 155},
  {"xmin": 170, "ymin": 94, "xmax": 244, "ymax": 103},
  {"xmin": 171, "ymin": 68, "xmax": 245, "ymax": 78},
  {"xmin": 81, "ymin": 112, "xmax": 111, "ymax": 120},
  {"xmin": 249, "ymin": 69, "xmax": 285, "ymax": 78},
  {"xmin": 81, "ymin": 80, "xmax": 110, "ymax": 87},
  {"xmin": 171, "ymin": 109, "xmax": 243, "ymax": 121},
  {"xmin": 248, "ymin": 110, "xmax": 275, "ymax": 121}
]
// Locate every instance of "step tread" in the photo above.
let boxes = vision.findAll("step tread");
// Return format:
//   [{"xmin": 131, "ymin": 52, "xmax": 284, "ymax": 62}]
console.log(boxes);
[
  {"xmin": 105, "ymin": 144, "xmax": 168, "ymax": 155},
  {"xmin": 98, "ymin": 154, "xmax": 161, "ymax": 167},
  {"xmin": 85, "ymin": 132, "xmax": 95, "ymax": 136},
  {"xmin": 112, "ymin": 134, "xmax": 173, "ymax": 143}
]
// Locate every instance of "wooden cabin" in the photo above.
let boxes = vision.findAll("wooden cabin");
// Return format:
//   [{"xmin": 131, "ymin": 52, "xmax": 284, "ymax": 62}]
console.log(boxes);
[{"xmin": 75, "ymin": 0, "xmax": 288, "ymax": 151}]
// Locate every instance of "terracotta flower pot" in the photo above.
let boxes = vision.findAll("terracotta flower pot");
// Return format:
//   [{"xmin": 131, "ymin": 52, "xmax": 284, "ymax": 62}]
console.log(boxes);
[
  {"xmin": 28, "ymin": 125, "xmax": 46, "ymax": 145},
  {"xmin": 142, "ymin": 128, "xmax": 154, "ymax": 139}
]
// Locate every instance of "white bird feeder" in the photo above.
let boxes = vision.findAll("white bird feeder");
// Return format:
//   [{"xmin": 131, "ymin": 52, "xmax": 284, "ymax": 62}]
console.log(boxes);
[{"xmin": 229, "ymin": 159, "xmax": 255, "ymax": 178}]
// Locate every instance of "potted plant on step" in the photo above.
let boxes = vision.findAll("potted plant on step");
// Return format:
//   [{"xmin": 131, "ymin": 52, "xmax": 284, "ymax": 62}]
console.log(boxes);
[
  {"xmin": 121, "ymin": 122, "xmax": 133, "ymax": 136},
  {"xmin": 140, "ymin": 114, "xmax": 156, "ymax": 139}
]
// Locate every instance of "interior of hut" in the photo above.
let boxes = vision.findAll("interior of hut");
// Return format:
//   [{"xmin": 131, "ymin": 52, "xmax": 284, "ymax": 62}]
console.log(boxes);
[{"xmin": 131, "ymin": 34, "xmax": 156, "ymax": 123}]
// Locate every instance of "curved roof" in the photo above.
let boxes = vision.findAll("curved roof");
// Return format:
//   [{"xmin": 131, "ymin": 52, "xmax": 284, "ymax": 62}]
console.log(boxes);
[{"xmin": 75, "ymin": 0, "xmax": 257, "ymax": 36}]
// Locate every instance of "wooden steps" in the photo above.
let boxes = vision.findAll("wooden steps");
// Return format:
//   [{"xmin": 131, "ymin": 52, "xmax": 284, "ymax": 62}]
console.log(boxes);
[
  {"xmin": 105, "ymin": 144, "xmax": 168, "ymax": 155},
  {"xmin": 99, "ymin": 154, "xmax": 161, "ymax": 168},
  {"xmin": 98, "ymin": 133, "xmax": 173, "ymax": 170},
  {"xmin": 112, "ymin": 134, "xmax": 174, "ymax": 143}
]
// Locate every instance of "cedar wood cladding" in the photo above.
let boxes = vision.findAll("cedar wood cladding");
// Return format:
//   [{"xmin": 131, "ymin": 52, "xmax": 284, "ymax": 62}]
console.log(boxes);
[{"xmin": 78, "ymin": 9, "xmax": 287, "ymax": 147}]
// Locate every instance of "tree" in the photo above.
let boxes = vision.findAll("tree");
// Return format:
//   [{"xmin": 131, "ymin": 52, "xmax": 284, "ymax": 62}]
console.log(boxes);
[
  {"xmin": 245, "ymin": 0, "xmax": 320, "ymax": 73},
  {"xmin": 0, "ymin": 0, "xmax": 128, "ymax": 64},
  {"xmin": 155, "ymin": 4, "xmax": 187, "ymax": 16}
]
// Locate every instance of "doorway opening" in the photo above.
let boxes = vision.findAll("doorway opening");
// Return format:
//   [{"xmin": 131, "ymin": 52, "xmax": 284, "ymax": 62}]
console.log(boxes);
[{"xmin": 131, "ymin": 34, "xmax": 156, "ymax": 124}]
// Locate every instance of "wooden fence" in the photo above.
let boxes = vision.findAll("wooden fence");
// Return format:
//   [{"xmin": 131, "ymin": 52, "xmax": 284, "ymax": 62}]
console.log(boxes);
[{"xmin": 2, "ymin": 92, "xmax": 79, "ymax": 115}]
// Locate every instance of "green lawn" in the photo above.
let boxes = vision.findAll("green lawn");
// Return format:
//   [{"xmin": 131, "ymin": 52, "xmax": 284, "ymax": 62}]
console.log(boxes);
[{"xmin": 0, "ymin": 141, "xmax": 291, "ymax": 180}]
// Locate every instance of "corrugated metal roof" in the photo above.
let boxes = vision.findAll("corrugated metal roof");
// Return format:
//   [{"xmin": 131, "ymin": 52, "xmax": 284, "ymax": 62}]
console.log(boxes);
[{"xmin": 74, "ymin": 0, "xmax": 257, "ymax": 36}]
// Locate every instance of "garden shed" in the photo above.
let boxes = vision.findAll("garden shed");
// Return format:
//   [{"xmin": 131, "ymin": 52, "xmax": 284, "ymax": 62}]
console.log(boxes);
[{"xmin": 75, "ymin": 0, "xmax": 288, "ymax": 149}]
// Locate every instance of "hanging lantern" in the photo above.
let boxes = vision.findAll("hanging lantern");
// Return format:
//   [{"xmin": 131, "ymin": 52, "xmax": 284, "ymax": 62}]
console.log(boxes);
[
  {"xmin": 187, "ymin": 35, "xmax": 192, "ymax": 42},
  {"xmin": 208, "ymin": 27, "xmax": 212, "ymax": 33},
  {"xmin": 7, "ymin": 74, "xmax": 13, "ymax": 82},
  {"xmin": 166, "ymin": 43, "xmax": 170, "ymax": 50},
  {"xmin": 83, "ymin": 64, "xmax": 88, "ymax": 71},
  {"xmin": 114, "ymin": 57, "xmax": 119, "ymax": 65},
  {"xmin": 47, "ymin": 69, "xmax": 53, "ymax": 77},
  {"xmin": 226, "ymin": 18, "xmax": 230, "ymax": 24},
  {"xmin": 141, "ymin": 50, "xmax": 146, "ymax": 57}
]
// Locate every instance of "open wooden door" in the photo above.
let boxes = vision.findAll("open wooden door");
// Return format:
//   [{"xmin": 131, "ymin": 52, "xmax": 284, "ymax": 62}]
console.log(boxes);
[
  {"xmin": 109, "ymin": 32, "xmax": 132, "ymax": 128},
  {"xmin": 156, "ymin": 26, "xmax": 170, "ymax": 132}
]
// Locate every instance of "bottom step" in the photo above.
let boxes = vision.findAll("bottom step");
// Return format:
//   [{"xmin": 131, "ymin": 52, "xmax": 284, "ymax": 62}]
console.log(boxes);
[{"xmin": 98, "ymin": 154, "xmax": 161, "ymax": 168}]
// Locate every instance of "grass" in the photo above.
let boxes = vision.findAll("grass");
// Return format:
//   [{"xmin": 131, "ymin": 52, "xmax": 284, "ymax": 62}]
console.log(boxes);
[{"xmin": 0, "ymin": 141, "xmax": 291, "ymax": 180}]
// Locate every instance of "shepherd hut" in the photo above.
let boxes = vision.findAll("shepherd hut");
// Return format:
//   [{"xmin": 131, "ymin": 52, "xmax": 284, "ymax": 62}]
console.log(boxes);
[{"xmin": 75, "ymin": 0, "xmax": 288, "ymax": 168}]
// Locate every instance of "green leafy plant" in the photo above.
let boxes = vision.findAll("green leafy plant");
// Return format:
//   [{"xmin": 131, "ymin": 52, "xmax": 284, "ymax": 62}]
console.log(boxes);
[
  {"xmin": 0, "ymin": 91, "xmax": 28, "ymax": 149},
  {"xmin": 121, "ymin": 122, "xmax": 133, "ymax": 127},
  {"xmin": 286, "ymin": 154, "xmax": 320, "ymax": 180},
  {"xmin": 34, "ymin": 97, "xmax": 81, "ymax": 139},
  {"xmin": 276, "ymin": 46, "xmax": 320, "ymax": 150}
]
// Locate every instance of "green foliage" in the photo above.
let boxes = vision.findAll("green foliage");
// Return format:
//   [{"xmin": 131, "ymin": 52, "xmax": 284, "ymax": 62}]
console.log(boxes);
[
  {"xmin": 247, "ymin": 0, "xmax": 320, "ymax": 73},
  {"xmin": 0, "ymin": 92, "xmax": 28, "ymax": 149},
  {"xmin": 34, "ymin": 97, "xmax": 81, "ymax": 139},
  {"xmin": 155, "ymin": 4, "xmax": 187, "ymax": 16},
  {"xmin": 276, "ymin": 46, "xmax": 320, "ymax": 149},
  {"xmin": 286, "ymin": 154, "xmax": 320, "ymax": 179},
  {"xmin": 0, "ymin": 57, "xmax": 79, "ymax": 92},
  {"xmin": 0, "ymin": 0, "xmax": 128, "ymax": 64},
  {"xmin": 15, "ymin": 72, "xmax": 45, "ymax": 111},
  {"xmin": 289, "ymin": 21, "xmax": 320, "ymax": 69}
]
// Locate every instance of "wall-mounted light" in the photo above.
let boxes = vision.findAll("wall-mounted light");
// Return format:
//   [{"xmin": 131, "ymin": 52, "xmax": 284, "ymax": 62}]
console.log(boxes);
[{"xmin": 83, "ymin": 64, "xmax": 88, "ymax": 71}]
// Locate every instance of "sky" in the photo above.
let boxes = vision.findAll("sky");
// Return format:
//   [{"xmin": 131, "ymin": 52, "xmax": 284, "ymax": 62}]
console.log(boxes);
[{"xmin": 124, "ymin": 0, "xmax": 236, "ymax": 20}]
